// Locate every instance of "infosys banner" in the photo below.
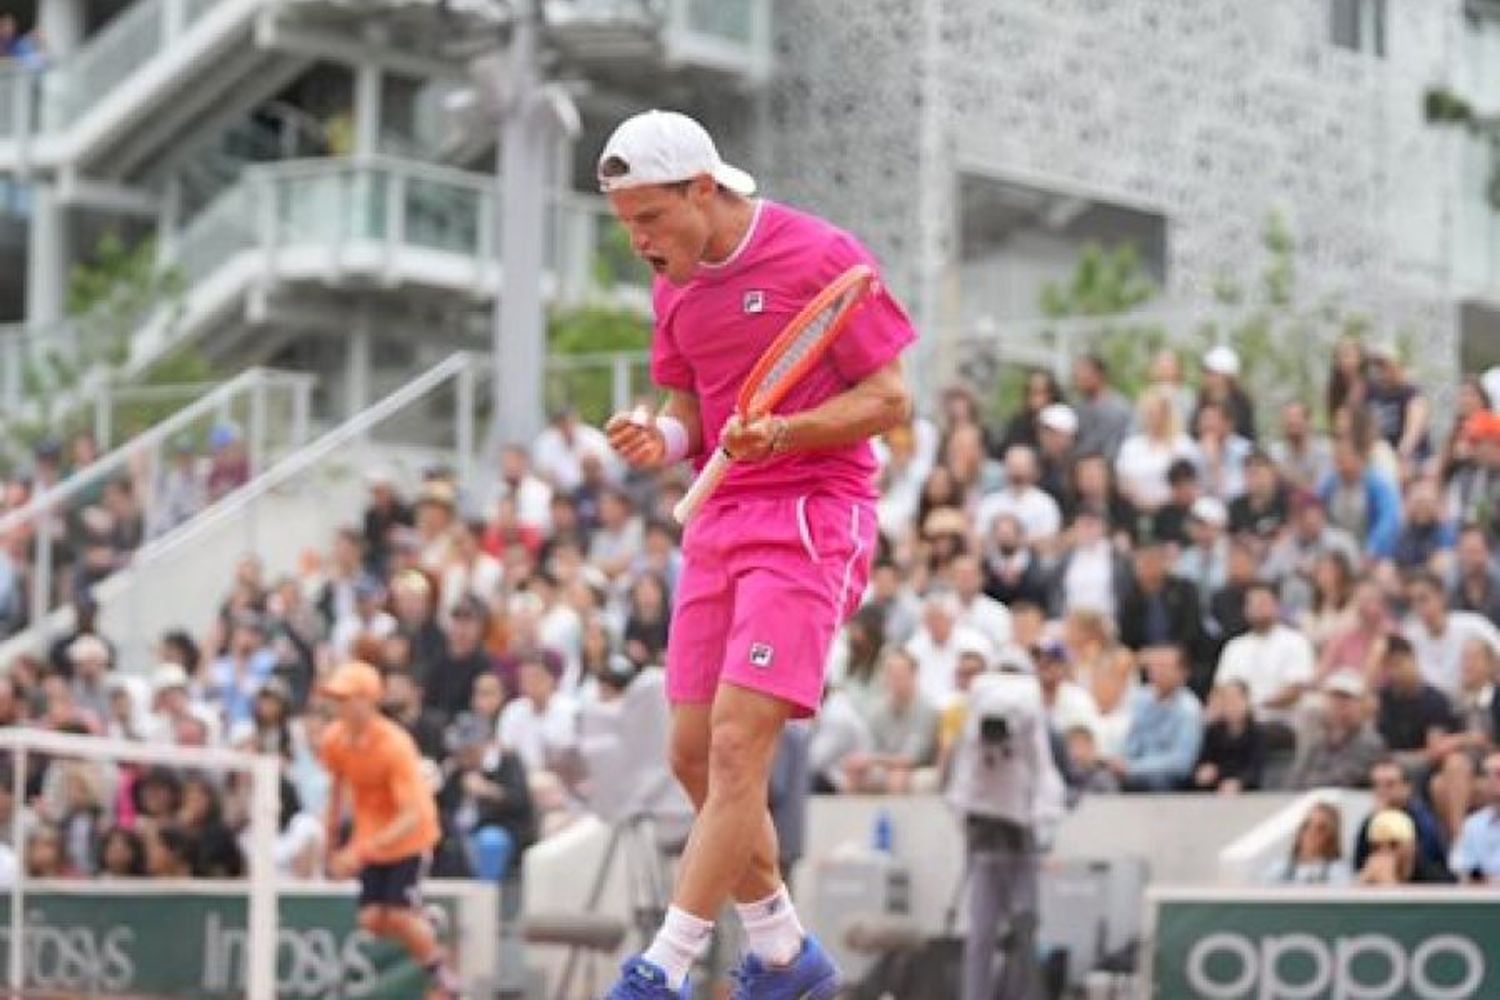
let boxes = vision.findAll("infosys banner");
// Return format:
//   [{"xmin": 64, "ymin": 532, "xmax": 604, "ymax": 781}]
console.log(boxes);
[
  {"xmin": 0, "ymin": 882, "xmax": 495, "ymax": 998},
  {"xmin": 1150, "ymin": 888, "xmax": 1500, "ymax": 1000}
]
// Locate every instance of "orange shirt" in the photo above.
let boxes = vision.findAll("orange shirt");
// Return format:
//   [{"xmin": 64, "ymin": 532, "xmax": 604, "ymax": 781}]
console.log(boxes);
[{"xmin": 320, "ymin": 715, "xmax": 440, "ymax": 864}]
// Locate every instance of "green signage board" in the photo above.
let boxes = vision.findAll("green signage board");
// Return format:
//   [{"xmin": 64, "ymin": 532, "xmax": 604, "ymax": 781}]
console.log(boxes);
[
  {"xmin": 0, "ymin": 890, "xmax": 457, "ymax": 998},
  {"xmin": 1152, "ymin": 893, "xmax": 1500, "ymax": 1000}
]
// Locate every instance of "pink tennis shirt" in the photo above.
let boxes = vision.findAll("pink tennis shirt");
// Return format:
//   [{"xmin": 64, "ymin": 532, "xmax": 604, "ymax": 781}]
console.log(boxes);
[{"xmin": 651, "ymin": 199, "xmax": 917, "ymax": 502}]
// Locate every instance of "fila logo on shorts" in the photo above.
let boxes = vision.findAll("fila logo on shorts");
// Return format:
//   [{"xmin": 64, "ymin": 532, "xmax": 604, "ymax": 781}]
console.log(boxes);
[
  {"xmin": 749, "ymin": 642, "xmax": 775, "ymax": 668},
  {"xmin": 743, "ymin": 289, "xmax": 766, "ymax": 314}
]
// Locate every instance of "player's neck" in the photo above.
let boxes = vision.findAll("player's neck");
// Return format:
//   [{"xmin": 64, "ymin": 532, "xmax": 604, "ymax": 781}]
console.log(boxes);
[{"xmin": 701, "ymin": 196, "xmax": 759, "ymax": 266}]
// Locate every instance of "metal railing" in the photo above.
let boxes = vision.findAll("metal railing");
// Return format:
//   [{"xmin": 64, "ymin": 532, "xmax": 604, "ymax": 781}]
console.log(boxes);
[
  {"xmin": 99, "ymin": 352, "xmax": 477, "ymax": 666},
  {"xmin": 0, "ymin": 367, "xmax": 315, "ymax": 631}
]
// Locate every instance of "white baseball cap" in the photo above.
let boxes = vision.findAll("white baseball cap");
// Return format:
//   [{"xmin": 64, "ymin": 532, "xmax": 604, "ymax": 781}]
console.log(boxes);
[
  {"xmin": 597, "ymin": 110, "xmax": 757, "ymax": 196},
  {"xmin": 1203, "ymin": 345, "xmax": 1241, "ymax": 377},
  {"xmin": 1190, "ymin": 496, "xmax": 1229, "ymax": 528},
  {"xmin": 1039, "ymin": 403, "xmax": 1078, "ymax": 435}
]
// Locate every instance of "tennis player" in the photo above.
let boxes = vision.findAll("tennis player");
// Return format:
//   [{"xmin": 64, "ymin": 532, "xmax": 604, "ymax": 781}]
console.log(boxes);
[
  {"xmin": 599, "ymin": 110, "xmax": 916, "ymax": 999},
  {"xmin": 320, "ymin": 660, "xmax": 462, "ymax": 999}
]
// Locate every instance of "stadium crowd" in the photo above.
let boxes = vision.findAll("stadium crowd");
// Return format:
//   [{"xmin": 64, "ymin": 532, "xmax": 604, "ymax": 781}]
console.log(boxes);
[{"xmin": 0, "ymin": 337, "xmax": 1499, "ymax": 890}]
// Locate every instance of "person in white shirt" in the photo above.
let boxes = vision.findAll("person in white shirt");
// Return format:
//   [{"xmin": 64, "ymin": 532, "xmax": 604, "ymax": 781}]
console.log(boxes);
[
  {"xmin": 495, "ymin": 444, "xmax": 554, "ymax": 532},
  {"xmin": 904, "ymin": 592, "xmax": 994, "ymax": 707},
  {"xmin": 1034, "ymin": 640, "xmax": 1102, "ymax": 740},
  {"xmin": 976, "ymin": 445, "xmax": 1061, "ymax": 546},
  {"xmin": 949, "ymin": 554, "xmax": 1012, "ymax": 654},
  {"xmin": 532, "ymin": 408, "xmax": 616, "ymax": 493},
  {"xmin": 1115, "ymin": 385, "xmax": 1195, "ymax": 512},
  {"xmin": 497, "ymin": 653, "xmax": 580, "ymax": 776},
  {"xmin": 1214, "ymin": 583, "xmax": 1315, "ymax": 728},
  {"xmin": 329, "ymin": 575, "xmax": 397, "ymax": 660},
  {"xmin": 1404, "ymin": 570, "xmax": 1500, "ymax": 700},
  {"xmin": 440, "ymin": 518, "xmax": 505, "ymax": 621}
]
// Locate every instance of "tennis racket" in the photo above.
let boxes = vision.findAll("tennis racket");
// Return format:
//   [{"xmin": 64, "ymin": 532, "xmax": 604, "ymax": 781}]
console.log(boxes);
[{"xmin": 672, "ymin": 263, "xmax": 879, "ymax": 525}]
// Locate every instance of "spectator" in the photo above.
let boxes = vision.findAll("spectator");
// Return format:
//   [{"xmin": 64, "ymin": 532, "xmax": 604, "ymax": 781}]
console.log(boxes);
[
  {"xmin": 828, "ymin": 604, "xmax": 887, "ymax": 720},
  {"xmin": 25, "ymin": 823, "xmax": 72, "ymax": 878},
  {"xmin": 1454, "ymin": 638, "xmax": 1500, "ymax": 748},
  {"xmin": 361, "ymin": 471, "xmax": 412, "ymax": 577},
  {"xmin": 1392, "ymin": 478, "xmax": 1456, "ymax": 574},
  {"xmin": 329, "ymin": 575, "xmax": 395, "ymax": 660},
  {"xmin": 315, "ymin": 528, "xmax": 365, "ymax": 632},
  {"xmin": 1192, "ymin": 680, "xmax": 1265, "ymax": 794},
  {"xmin": 1365, "ymin": 346, "xmax": 1429, "ymax": 473},
  {"xmin": 1149, "ymin": 459, "xmax": 1201, "ymax": 549},
  {"xmin": 623, "ymin": 572, "xmax": 671, "ymax": 668},
  {"xmin": 1071, "ymin": 353, "xmax": 1133, "ymax": 462},
  {"xmin": 1116, "ymin": 539, "xmax": 1206, "ymax": 689},
  {"xmin": 841, "ymin": 649, "xmax": 937, "ymax": 794},
  {"xmin": 1264, "ymin": 491, "xmax": 1361, "ymax": 616},
  {"xmin": 1449, "ymin": 526, "xmax": 1500, "ymax": 626},
  {"xmin": 997, "ymin": 369, "xmax": 1065, "ymax": 456},
  {"xmin": 1107, "ymin": 644, "xmax": 1202, "ymax": 792},
  {"xmin": 1190, "ymin": 402, "xmax": 1252, "ymax": 502},
  {"xmin": 231, "ymin": 677, "xmax": 300, "ymax": 761},
  {"xmin": 1048, "ymin": 507, "xmax": 1129, "ymax": 618},
  {"xmin": 1115, "ymin": 386, "xmax": 1194, "ymax": 512},
  {"xmin": 496, "ymin": 444, "xmax": 553, "ymax": 533},
  {"xmin": 905, "ymin": 592, "xmax": 992, "ymax": 707},
  {"xmin": 1064, "ymin": 609, "xmax": 1139, "ymax": 757},
  {"xmin": 1287, "ymin": 672, "xmax": 1386, "ymax": 791},
  {"xmin": 1063, "ymin": 725, "xmax": 1120, "ymax": 796},
  {"xmin": 1298, "ymin": 550, "xmax": 1356, "ymax": 652},
  {"xmin": 588, "ymin": 487, "xmax": 644, "ymax": 582},
  {"xmin": 1449, "ymin": 750, "xmax": 1500, "ymax": 882},
  {"xmin": 206, "ymin": 613, "xmax": 277, "ymax": 729},
  {"xmin": 1445, "ymin": 411, "xmax": 1500, "ymax": 544},
  {"xmin": 97, "ymin": 826, "xmax": 148, "ymax": 878},
  {"xmin": 1266, "ymin": 802, "xmax": 1352, "ymax": 885},
  {"xmin": 66, "ymin": 634, "xmax": 113, "ymax": 726},
  {"xmin": 630, "ymin": 520, "xmax": 683, "ymax": 596},
  {"xmin": 977, "ymin": 445, "xmax": 1061, "ymax": 548},
  {"xmin": 1357, "ymin": 809, "xmax": 1454, "ymax": 885},
  {"xmin": 867, "ymin": 561, "xmax": 921, "ymax": 646},
  {"xmin": 1147, "ymin": 348, "xmax": 1196, "ymax": 430},
  {"xmin": 205, "ymin": 423, "xmax": 250, "ymax": 501},
  {"xmin": 497, "ymin": 652, "xmax": 579, "ymax": 780},
  {"xmin": 1228, "ymin": 450, "xmax": 1289, "ymax": 542},
  {"xmin": 1207, "ymin": 540, "xmax": 1259, "ymax": 652},
  {"xmin": 441, "ymin": 518, "xmax": 504, "ymax": 621},
  {"xmin": 1353, "ymin": 759, "xmax": 1449, "ymax": 874},
  {"xmin": 1326, "ymin": 336, "xmax": 1369, "ymax": 424},
  {"xmin": 146, "ymin": 663, "xmax": 220, "ymax": 748},
  {"xmin": 266, "ymin": 780, "xmax": 324, "ymax": 879},
  {"xmin": 1035, "ymin": 404, "xmax": 1078, "ymax": 502},
  {"xmin": 382, "ymin": 669, "xmax": 447, "ymax": 761},
  {"xmin": 1319, "ymin": 434, "xmax": 1402, "ymax": 562},
  {"xmin": 177, "ymin": 774, "xmax": 244, "ymax": 877},
  {"xmin": 145, "ymin": 825, "xmax": 195, "ymax": 878},
  {"xmin": 391, "ymin": 570, "xmax": 447, "ymax": 685},
  {"xmin": 809, "ymin": 686, "xmax": 874, "ymax": 794},
  {"xmin": 1176, "ymin": 497, "xmax": 1230, "ymax": 606},
  {"xmin": 1062, "ymin": 452, "xmax": 1137, "ymax": 545},
  {"xmin": 1404, "ymin": 570, "xmax": 1500, "ymax": 700},
  {"xmin": 437, "ymin": 712, "xmax": 536, "ymax": 882},
  {"xmin": 412, "ymin": 482, "xmax": 457, "ymax": 575},
  {"xmin": 153, "ymin": 438, "xmax": 207, "ymax": 537},
  {"xmin": 981, "ymin": 515, "xmax": 1049, "ymax": 610},
  {"xmin": 532, "ymin": 407, "xmax": 615, "ymax": 494},
  {"xmin": 468, "ymin": 672, "xmax": 506, "ymax": 733},
  {"xmin": 1270, "ymin": 401, "xmax": 1333, "ymax": 492},
  {"xmin": 1375, "ymin": 634, "xmax": 1460, "ymax": 770},
  {"xmin": 421, "ymin": 595, "xmax": 491, "ymax": 724},
  {"xmin": 1035, "ymin": 640, "xmax": 1101, "ymax": 743},
  {"xmin": 1196, "ymin": 345, "xmax": 1257, "ymax": 442},
  {"xmin": 875, "ymin": 423, "xmax": 932, "ymax": 542}
]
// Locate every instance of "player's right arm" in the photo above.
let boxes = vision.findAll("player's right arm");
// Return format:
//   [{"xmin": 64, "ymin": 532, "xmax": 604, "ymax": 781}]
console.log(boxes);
[{"xmin": 605, "ymin": 390, "xmax": 702, "ymax": 468}]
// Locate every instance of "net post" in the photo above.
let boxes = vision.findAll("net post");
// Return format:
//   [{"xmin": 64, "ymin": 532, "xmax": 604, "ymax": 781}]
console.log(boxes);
[
  {"xmin": 8, "ymin": 745, "xmax": 24, "ymax": 993},
  {"xmin": 246, "ymin": 753, "xmax": 280, "ymax": 1000}
]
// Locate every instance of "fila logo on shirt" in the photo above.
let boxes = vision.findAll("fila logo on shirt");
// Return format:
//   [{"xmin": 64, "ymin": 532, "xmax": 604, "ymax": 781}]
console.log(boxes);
[
  {"xmin": 743, "ymin": 289, "xmax": 766, "ymax": 314},
  {"xmin": 749, "ymin": 643, "xmax": 775, "ymax": 668}
]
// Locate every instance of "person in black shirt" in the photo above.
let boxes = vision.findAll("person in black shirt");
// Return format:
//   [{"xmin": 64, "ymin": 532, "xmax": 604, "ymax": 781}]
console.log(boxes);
[
  {"xmin": 1227, "ymin": 450, "xmax": 1288, "ymax": 543},
  {"xmin": 437, "ymin": 713, "xmax": 537, "ymax": 882},
  {"xmin": 982, "ymin": 515, "xmax": 1050, "ymax": 610},
  {"xmin": 1192, "ymin": 680, "xmax": 1266, "ymax": 793},
  {"xmin": 1117, "ymin": 538, "xmax": 1207, "ymax": 694},
  {"xmin": 1197, "ymin": 346, "xmax": 1258, "ymax": 443},
  {"xmin": 1207, "ymin": 540, "xmax": 1258, "ymax": 656},
  {"xmin": 1365, "ymin": 347, "xmax": 1429, "ymax": 469},
  {"xmin": 1063, "ymin": 453, "xmax": 1138, "ymax": 545},
  {"xmin": 1376, "ymin": 635, "xmax": 1460, "ymax": 766},
  {"xmin": 425, "ymin": 596, "xmax": 495, "ymax": 722},
  {"xmin": 383, "ymin": 668, "xmax": 449, "ymax": 761},
  {"xmin": 1151, "ymin": 459, "xmax": 1200, "ymax": 550},
  {"xmin": 997, "ymin": 369, "xmax": 1065, "ymax": 456},
  {"xmin": 391, "ymin": 570, "xmax": 448, "ymax": 688},
  {"xmin": 1450, "ymin": 526, "xmax": 1500, "ymax": 626},
  {"xmin": 361, "ymin": 472, "xmax": 413, "ymax": 578}
]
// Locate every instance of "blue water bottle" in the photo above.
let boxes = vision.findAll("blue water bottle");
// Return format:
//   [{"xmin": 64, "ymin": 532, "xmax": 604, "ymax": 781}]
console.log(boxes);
[{"xmin": 872, "ymin": 808, "xmax": 894, "ymax": 854}]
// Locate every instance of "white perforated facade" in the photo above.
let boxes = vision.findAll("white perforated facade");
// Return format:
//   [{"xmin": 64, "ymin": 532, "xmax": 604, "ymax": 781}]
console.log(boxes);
[{"xmin": 759, "ymin": 0, "xmax": 1492, "ymax": 395}]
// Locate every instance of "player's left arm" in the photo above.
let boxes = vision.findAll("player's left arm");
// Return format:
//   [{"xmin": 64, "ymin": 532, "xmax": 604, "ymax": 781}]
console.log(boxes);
[{"xmin": 723, "ymin": 358, "xmax": 912, "ymax": 462}]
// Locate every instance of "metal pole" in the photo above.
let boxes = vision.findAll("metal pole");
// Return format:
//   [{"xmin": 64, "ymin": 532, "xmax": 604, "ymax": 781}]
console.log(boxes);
[
  {"xmin": 30, "ymin": 508, "xmax": 51, "ymax": 630},
  {"xmin": 612, "ymin": 352, "xmax": 631, "ymax": 414},
  {"xmin": 457, "ymin": 361, "xmax": 476, "ymax": 490},
  {"xmin": 493, "ymin": 0, "xmax": 546, "ymax": 448},
  {"xmin": 8, "ymin": 745, "xmax": 24, "ymax": 993},
  {"xmin": 245, "ymin": 755, "xmax": 279, "ymax": 1000},
  {"xmin": 94, "ymin": 381, "xmax": 111, "ymax": 450},
  {"xmin": 292, "ymin": 378, "xmax": 312, "ymax": 449}
]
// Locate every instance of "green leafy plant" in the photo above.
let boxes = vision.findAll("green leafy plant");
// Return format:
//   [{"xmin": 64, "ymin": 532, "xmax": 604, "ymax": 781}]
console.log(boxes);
[{"xmin": 546, "ymin": 304, "xmax": 651, "ymax": 424}]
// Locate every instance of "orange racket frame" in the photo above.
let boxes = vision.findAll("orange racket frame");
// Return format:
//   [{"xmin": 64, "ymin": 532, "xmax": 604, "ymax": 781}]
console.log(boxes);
[{"xmin": 673, "ymin": 264, "xmax": 878, "ymax": 524}]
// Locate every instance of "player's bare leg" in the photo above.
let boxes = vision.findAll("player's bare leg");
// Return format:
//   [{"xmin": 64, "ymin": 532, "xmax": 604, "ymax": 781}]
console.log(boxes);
[
  {"xmin": 669, "ymin": 703, "xmax": 782, "ymax": 903},
  {"xmin": 361, "ymin": 904, "xmax": 461, "ymax": 998}
]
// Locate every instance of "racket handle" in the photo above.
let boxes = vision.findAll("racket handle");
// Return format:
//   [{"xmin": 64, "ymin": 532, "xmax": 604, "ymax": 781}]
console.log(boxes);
[{"xmin": 673, "ymin": 448, "xmax": 733, "ymax": 525}]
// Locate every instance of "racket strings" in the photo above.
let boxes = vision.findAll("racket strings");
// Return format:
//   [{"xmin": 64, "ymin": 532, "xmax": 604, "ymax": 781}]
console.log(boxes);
[{"xmin": 751, "ymin": 287, "xmax": 860, "ymax": 409}]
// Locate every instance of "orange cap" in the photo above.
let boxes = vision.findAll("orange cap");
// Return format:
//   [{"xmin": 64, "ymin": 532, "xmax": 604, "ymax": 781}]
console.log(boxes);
[
  {"xmin": 1465, "ymin": 411, "xmax": 1500, "ymax": 443},
  {"xmin": 321, "ymin": 661, "xmax": 384, "ymax": 702}
]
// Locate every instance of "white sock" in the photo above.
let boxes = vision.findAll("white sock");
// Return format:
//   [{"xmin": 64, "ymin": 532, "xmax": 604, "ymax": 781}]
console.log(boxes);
[
  {"xmin": 642, "ymin": 906, "xmax": 714, "ymax": 988},
  {"xmin": 736, "ymin": 885, "xmax": 805, "ymax": 967}
]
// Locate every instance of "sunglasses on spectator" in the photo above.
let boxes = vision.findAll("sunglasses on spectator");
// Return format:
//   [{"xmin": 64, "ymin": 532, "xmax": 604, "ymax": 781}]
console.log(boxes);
[{"xmin": 1369, "ymin": 840, "xmax": 1404, "ymax": 852}]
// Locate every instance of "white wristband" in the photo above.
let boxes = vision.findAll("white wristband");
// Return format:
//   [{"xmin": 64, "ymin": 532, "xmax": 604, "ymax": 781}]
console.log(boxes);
[{"xmin": 655, "ymin": 415, "xmax": 691, "ymax": 464}]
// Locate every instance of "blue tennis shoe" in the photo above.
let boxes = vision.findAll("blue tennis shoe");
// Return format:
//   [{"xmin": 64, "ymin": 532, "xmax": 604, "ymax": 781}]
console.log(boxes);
[
  {"xmin": 602, "ymin": 956, "xmax": 692, "ymax": 999},
  {"xmin": 728, "ymin": 936, "xmax": 840, "ymax": 1000}
]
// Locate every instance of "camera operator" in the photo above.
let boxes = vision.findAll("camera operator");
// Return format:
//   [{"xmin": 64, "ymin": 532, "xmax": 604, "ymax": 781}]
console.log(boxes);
[{"xmin": 946, "ymin": 660, "xmax": 1066, "ymax": 1000}]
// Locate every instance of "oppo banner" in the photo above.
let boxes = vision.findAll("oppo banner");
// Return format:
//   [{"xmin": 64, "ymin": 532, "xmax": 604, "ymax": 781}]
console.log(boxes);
[
  {"xmin": 0, "ymin": 884, "xmax": 493, "ymax": 998},
  {"xmin": 1150, "ymin": 889, "xmax": 1500, "ymax": 1000}
]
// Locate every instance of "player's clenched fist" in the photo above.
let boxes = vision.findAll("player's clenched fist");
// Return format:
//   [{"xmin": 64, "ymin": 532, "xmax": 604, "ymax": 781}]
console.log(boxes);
[
  {"xmin": 606, "ymin": 407, "xmax": 668, "ymax": 467},
  {"xmin": 721, "ymin": 413, "xmax": 789, "ymax": 463}
]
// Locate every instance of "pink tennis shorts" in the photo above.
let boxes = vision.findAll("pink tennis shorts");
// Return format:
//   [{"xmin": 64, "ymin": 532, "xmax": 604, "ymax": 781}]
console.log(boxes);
[{"xmin": 667, "ymin": 493, "xmax": 878, "ymax": 718}]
